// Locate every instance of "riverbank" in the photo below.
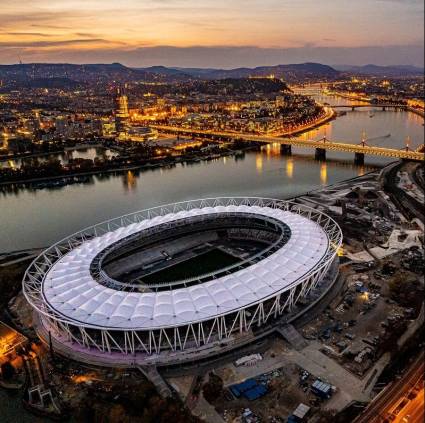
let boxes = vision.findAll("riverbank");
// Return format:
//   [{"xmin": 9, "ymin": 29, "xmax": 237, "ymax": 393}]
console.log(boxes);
[
  {"xmin": 0, "ymin": 143, "xmax": 111, "ymax": 163},
  {"xmin": 0, "ymin": 142, "xmax": 113, "ymax": 163},
  {"xmin": 324, "ymin": 90, "xmax": 370, "ymax": 103},
  {"xmin": 156, "ymin": 107, "xmax": 336, "ymax": 140},
  {"xmin": 407, "ymin": 106, "xmax": 425, "ymax": 118},
  {"xmin": 0, "ymin": 149, "xmax": 66, "ymax": 163},
  {"xmin": 282, "ymin": 108, "xmax": 336, "ymax": 137},
  {"xmin": 293, "ymin": 163, "xmax": 385, "ymax": 199},
  {"xmin": 0, "ymin": 146, "xmax": 251, "ymax": 187},
  {"xmin": 324, "ymin": 90, "xmax": 425, "ymax": 119}
]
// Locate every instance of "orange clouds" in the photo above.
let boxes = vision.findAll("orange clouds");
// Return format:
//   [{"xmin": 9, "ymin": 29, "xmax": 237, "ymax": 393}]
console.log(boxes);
[{"xmin": 0, "ymin": 0, "xmax": 423, "ymax": 65}]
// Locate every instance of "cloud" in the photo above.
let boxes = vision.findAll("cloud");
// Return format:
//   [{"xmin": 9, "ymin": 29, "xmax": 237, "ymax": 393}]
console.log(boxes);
[
  {"xmin": 2, "ymin": 44, "xmax": 422, "ymax": 68},
  {"xmin": 0, "ymin": 39, "xmax": 121, "ymax": 48},
  {"xmin": 2, "ymin": 32, "xmax": 54, "ymax": 37},
  {"xmin": 0, "ymin": 0, "xmax": 423, "ymax": 64},
  {"xmin": 74, "ymin": 32, "xmax": 101, "ymax": 38},
  {"xmin": 30, "ymin": 23, "xmax": 74, "ymax": 30}
]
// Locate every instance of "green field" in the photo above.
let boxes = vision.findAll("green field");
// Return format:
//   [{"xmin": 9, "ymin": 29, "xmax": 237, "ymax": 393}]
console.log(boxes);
[{"xmin": 142, "ymin": 248, "xmax": 241, "ymax": 283}]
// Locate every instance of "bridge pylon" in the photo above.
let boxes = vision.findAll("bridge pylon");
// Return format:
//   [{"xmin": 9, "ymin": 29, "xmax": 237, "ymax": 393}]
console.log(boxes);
[
  {"xmin": 361, "ymin": 130, "xmax": 367, "ymax": 147},
  {"xmin": 315, "ymin": 148, "xmax": 326, "ymax": 161},
  {"xmin": 405, "ymin": 136, "xmax": 411, "ymax": 152},
  {"xmin": 354, "ymin": 152, "xmax": 365, "ymax": 165},
  {"xmin": 280, "ymin": 144, "xmax": 292, "ymax": 156}
]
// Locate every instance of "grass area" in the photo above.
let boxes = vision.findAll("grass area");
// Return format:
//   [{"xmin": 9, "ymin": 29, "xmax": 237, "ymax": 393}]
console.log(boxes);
[{"xmin": 142, "ymin": 248, "xmax": 241, "ymax": 283}]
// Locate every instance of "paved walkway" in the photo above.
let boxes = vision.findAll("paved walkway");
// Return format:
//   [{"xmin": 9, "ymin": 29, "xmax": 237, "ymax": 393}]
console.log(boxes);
[
  {"xmin": 277, "ymin": 324, "xmax": 308, "ymax": 350},
  {"xmin": 137, "ymin": 366, "xmax": 172, "ymax": 398}
]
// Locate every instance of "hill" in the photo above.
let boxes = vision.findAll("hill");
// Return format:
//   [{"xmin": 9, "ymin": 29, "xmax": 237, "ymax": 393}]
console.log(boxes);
[
  {"xmin": 0, "ymin": 63, "xmax": 164, "ymax": 85},
  {"xmin": 168, "ymin": 62, "xmax": 340, "ymax": 81},
  {"xmin": 334, "ymin": 64, "xmax": 424, "ymax": 77},
  {"xmin": 0, "ymin": 62, "xmax": 347, "ymax": 87}
]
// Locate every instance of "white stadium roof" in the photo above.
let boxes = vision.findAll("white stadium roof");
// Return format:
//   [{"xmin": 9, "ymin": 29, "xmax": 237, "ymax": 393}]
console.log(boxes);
[{"xmin": 42, "ymin": 204, "xmax": 329, "ymax": 331}]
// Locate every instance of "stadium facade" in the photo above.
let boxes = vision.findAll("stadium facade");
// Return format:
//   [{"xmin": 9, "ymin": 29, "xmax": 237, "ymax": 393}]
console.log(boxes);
[{"xmin": 23, "ymin": 198, "xmax": 342, "ymax": 362}]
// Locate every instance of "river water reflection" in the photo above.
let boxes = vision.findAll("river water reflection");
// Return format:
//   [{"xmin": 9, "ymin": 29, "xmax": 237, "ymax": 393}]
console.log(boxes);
[
  {"xmin": 0, "ymin": 147, "xmax": 118, "ymax": 169},
  {"xmin": 0, "ymin": 93, "xmax": 423, "ymax": 253}
]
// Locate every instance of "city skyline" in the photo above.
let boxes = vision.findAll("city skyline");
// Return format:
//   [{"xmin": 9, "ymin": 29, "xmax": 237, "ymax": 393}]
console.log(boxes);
[
  {"xmin": 0, "ymin": 0, "xmax": 424, "ymax": 67},
  {"xmin": 0, "ymin": 2, "xmax": 424, "ymax": 420}
]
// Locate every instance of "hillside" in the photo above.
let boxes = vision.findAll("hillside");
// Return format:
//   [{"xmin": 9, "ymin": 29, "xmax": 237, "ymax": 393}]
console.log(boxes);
[
  {"xmin": 0, "ymin": 63, "xmax": 162, "ymax": 85},
  {"xmin": 334, "ymin": 64, "xmax": 424, "ymax": 77},
  {"xmin": 168, "ymin": 62, "xmax": 341, "ymax": 81}
]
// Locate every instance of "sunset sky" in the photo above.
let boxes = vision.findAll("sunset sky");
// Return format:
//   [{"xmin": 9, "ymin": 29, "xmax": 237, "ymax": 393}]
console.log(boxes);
[{"xmin": 0, "ymin": 0, "xmax": 423, "ymax": 67}]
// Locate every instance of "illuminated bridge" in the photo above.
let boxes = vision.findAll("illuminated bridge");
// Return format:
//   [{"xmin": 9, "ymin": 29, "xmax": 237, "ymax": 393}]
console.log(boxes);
[
  {"xmin": 153, "ymin": 126, "xmax": 425, "ymax": 163},
  {"xmin": 329, "ymin": 103, "xmax": 408, "ymax": 111}
]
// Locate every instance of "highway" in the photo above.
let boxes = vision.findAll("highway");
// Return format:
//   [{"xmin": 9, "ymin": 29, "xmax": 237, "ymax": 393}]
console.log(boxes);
[
  {"xmin": 394, "ymin": 389, "xmax": 424, "ymax": 423},
  {"xmin": 153, "ymin": 125, "xmax": 425, "ymax": 161},
  {"xmin": 354, "ymin": 355, "xmax": 424, "ymax": 423}
]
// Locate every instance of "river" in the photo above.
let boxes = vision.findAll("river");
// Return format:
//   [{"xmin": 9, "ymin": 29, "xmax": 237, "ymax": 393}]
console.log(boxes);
[{"xmin": 0, "ymin": 92, "xmax": 423, "ymax": 253}]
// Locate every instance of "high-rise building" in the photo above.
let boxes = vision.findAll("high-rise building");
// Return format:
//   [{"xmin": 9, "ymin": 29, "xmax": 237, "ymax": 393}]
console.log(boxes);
[
  {"xmin": 275, "ymin": 96, "xmax": 286, "ymax": 108},
  {"xmin": 55, "ymin": 116, "xmax": 68, "ymax": 136},
  {"xmin": 115, "ymin": 87, "xmax": 130, "ymax": 137}
]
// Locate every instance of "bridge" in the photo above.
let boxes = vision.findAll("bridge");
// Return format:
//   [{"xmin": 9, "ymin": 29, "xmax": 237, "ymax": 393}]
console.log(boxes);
[
  {"xmin": 329, "ymin": 103, "xmax": 407, "ymax": 111},
  {"xmin": 153, "ymin": 125, "xmax": 425, "ymax": 163}
]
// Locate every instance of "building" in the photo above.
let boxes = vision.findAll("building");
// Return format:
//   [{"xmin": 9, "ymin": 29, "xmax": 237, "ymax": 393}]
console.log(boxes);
[
  {"xmin": 101, "ymin": 119, "xmax": 117, "ymax": 137},
  {"xmin": 55, "ymin": 116, "xmax": 68, "ymax": 136},
  {"xmin": 288, "ymin": 403, "xmax": 310, "ymax": 422},
  {"xmin": 23, "ymin": 197, "xmax": 342, "ymax": 366},
  {"xmin": 115, "ymin": 87, "xmax": 130, "ymax": 137},
  {"xmin": 311, "ymin": 380, "xmax": 334, "ymax": 399},
  {"xmin": 7, "ymin": 137, "xmax": 33, "ymax": 153},
  {"xmin": 126, "ymin": 126, "xmax": 158, "ymax": 142},
  {"xmin": 0, "ymin": 321, "xmax": 27, "ymax": 364}
]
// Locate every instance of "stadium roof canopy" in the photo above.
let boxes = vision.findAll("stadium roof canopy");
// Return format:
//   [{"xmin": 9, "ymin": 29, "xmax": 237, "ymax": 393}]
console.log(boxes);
[{"xmin": 41, "ymin": 203, "xmax": 329, "ymax": 331}]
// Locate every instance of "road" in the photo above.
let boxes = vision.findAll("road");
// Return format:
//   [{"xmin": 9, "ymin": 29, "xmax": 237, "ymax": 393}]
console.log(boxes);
[
  {"xmin": 394, "ymin": 389, "xmax": 424, "ymax": 423},
  {"xmin": 354, "ymin": 355, "xmax": 424, "ymax": 423}
]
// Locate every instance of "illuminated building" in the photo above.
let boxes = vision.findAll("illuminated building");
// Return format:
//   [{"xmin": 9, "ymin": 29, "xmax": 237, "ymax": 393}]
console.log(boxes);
[
  {"xmin": 275, "ymin": 96, "xmax": 286, "ymax": 108},
  {"xmin": 0, "ymin": 321, "xmax": 27, "ymax": 363},
  {"xmin": 407, "ymin": 98, "xmax": 425, "ymax": 111},
  {"xmin": 55, "ymin": 116, "xmax": 68, "ymax": 136},
  {"xmin": 102, "ymin": 120, "xmax": 117, "ymax": 137},
  {"xmin": 115, "ymin": 87, "xmax": 130, "ymax": 137},
  {"xmin": 126, "ymin": 126, "xmax": 158, "ymax": 142},
  {"xmin": 23, "ymin": 198, "xmax": 341, "ymax": 365}
]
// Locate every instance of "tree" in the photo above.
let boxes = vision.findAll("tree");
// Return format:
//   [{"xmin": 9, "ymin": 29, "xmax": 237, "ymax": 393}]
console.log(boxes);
[
  {"xmin": 202, "ymin": 373, "xmax": 223, "ymax": 404},
  {"xmin": 0, "ymin": 264, "xmax": 26, "ymax": 309},
  {"xmin": 109, "ymin": 403, "xmax": 127, "ymax": 423},
  {"xmin": 1, "ymin": 362, "xmax": 16, "ymax": 380}
]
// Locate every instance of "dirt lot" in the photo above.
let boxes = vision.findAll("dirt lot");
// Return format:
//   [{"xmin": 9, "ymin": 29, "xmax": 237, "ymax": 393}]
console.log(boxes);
[
  {"xmin": 210, "ymin": 363, "xmax": 331, "ymax": 422},
  {"xmin": 300, "ymin": 257, "xmax": 422, "ymax": 377}
]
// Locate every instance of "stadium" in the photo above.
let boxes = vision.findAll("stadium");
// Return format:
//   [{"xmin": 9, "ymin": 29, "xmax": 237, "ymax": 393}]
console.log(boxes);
[{"xmin": 23, "ymin": 198, "xmax": 342, "ymax": 365}]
